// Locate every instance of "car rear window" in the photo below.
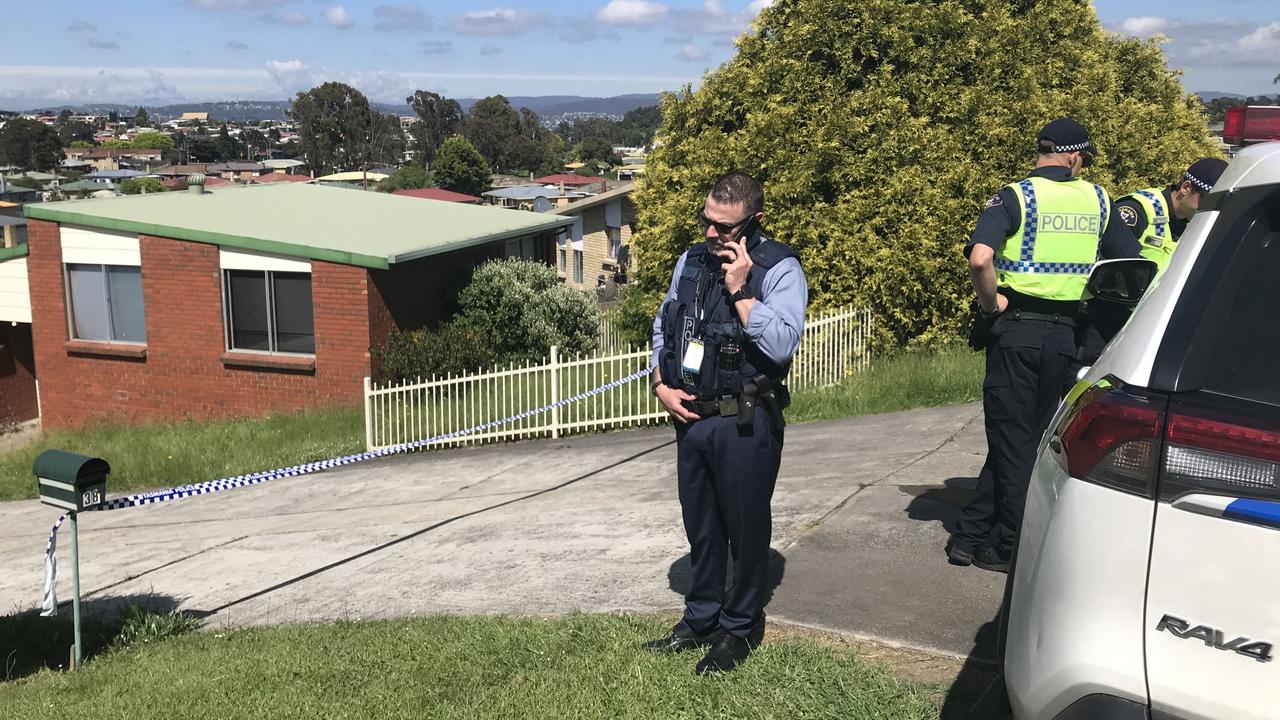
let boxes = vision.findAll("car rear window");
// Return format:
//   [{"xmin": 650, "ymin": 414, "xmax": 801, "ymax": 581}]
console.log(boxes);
[{"xmin": 1178, "ymin": 191, "xmax": 1280, "ymax": 405}]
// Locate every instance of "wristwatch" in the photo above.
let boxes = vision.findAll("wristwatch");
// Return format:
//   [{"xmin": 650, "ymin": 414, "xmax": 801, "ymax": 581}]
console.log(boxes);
[{"xmin": 729, "ymin": 286, "xmax": 755, "ymax": 304}]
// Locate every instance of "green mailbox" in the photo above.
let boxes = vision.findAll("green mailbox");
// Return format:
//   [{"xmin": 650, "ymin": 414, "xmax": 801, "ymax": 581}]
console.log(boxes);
[{"xmin": 35, "ymin": 450, "xmax": 110, "ymax": 512}]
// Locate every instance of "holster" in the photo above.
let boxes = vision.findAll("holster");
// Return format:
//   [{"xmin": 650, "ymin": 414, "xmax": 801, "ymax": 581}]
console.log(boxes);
[{"xmin": 751, "ymin": 374, "xmax": 788, "ymax": 432}]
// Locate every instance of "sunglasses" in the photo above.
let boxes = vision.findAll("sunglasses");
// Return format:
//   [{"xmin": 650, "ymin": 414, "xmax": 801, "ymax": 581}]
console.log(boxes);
[{"xmin": 697, "ymin": 209, "xmax": 752, "ymax": 235}]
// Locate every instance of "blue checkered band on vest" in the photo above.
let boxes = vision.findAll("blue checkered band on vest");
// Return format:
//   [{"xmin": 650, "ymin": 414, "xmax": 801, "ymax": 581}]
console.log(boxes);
[
  {"xmin": 994, "ymin": 179, "xmax": 1104, "ymax": 275},
  {"xmin": 1136, "ymin": 190, "xmax": 1167, "ymax": 239}
]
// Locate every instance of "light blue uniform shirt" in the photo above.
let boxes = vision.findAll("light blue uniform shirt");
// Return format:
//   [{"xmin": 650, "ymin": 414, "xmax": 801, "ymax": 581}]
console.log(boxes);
[{"xmin": 651, "ymin": 239, "xmax": 809, "ymax": 369}]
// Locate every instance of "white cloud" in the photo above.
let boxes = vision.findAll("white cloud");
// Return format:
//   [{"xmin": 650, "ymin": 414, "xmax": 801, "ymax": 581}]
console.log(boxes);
[
  {"xmin": 67, "ymin": 20, "xmax": 97, "ymax": 33},
  {"xmin": 559, "ymin": 16, "xmax": 619, "ymax": 44},
  {"xmin": 677, "ymin": 44, "xmax": 707, "ymax": 61},
  {"xmin": 325, "ymin": 6, "xmax": 354, "ymax": 29},
  {"xmin": 373, "ymin": 4, "xmax": 431, "ymax": 32},
  {"xmin": 1238, "ymin": 21, "xmax": 1280, "ymax": 54},
  {"xmin": 1114, "ymin": 16, "xmax": 1174, "ymax": 37},
  {"xmin": 454, "ymin": 8, "xmax": 543, "ymax": 36},
  {"xmin": 480, "ymin": 44, "xmax": 503, "ymax": 56},
  {"xmin": 88, "ymin": 39, "xmax": 121, "ymax": 51},
  {"xmin": 595, "ymin": 0, "xmax": 669, "ymax": 27},
  {"xmin": 673, "ymin": 0, "xmax": 769, "ymax": 35},
  {"xmin": 421, "ymin": 41, "xmax": 452, "ymax": 55},
  {"xmin": 260, "ymin": 10, "xmax": 309, "ymax": 26},
  {"xmin": 226, "ymin": 41, "xmax": 251, "ymax": 50}
]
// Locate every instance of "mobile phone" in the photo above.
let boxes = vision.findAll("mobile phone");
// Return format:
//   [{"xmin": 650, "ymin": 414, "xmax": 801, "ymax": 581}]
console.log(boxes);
[{"xmin": 737, "ymin": 215, "xmax": 762, "ymax": 251}]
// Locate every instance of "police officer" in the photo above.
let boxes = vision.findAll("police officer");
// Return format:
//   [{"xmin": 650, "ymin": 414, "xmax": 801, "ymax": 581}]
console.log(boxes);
[
  {"xmin": 642, "ymin": 172, "xmax": 808, "ymax": 674},
  {"xmin": 1116, "ymin": 157, "xmax": 1228, "ymax": 274},
  {"xmin": 947, "ymin": 118, "xmax": 1141, "ymax": 573}
]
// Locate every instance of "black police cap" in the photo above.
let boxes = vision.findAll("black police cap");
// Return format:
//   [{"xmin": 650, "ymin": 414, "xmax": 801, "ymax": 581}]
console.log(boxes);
[
  {"xmin": 1036, "ymin": 117, "xmax": 1096, "ymax": 155},
  {"xmin": 1184, "ymin": 157, "xmax": 1228, "ymax": 193}
]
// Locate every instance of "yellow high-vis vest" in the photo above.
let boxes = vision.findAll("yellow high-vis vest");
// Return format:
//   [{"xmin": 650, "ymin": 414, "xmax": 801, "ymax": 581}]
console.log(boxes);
[
  {"xmin": 996, "ymin": 176, "xmax": 1109, "ymax": 300},
  {"xmin": 1124, "ymin": 187, "xmax": 1174, "ymax": 273}
]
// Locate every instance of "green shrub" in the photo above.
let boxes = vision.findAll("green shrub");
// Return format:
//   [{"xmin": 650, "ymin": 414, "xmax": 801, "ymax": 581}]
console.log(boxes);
[
  {"xmin": 610, "ymin": 283, "xmax": 661, "ymax": 348},
  {"xmin": 456, "ymin": 258, "xmax": 599, "ymax": 362},
  {"xmin": 374, "ymin": 323, "xmax": 498, "ymax": 383},
  {"xmin": 121, "ymin": 177, "xmax": 165, "ymax": 195}
]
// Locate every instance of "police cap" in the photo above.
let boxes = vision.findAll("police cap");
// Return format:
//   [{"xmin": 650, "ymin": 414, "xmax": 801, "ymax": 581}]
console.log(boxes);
[
  {"xmin": 1184, "ymin": 157, "xmax": 1228, "ymax": 194},
  {"xmin": 1036, "ymin": 117, "xmax": 1098, "ymax": 165}
]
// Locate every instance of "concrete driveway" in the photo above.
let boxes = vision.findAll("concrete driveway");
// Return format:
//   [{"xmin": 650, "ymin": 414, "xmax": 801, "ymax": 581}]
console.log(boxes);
[{"xmin": 0, "ymin": 403, "xmax": 1000, "ymax": 662}]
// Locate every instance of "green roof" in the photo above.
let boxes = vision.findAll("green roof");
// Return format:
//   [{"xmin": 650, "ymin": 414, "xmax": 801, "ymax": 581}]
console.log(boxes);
[
  {"xmin": 0, "ymin": 244, "xmax": 29, "ymax": 262},
  {"xmin": 25, "ymin": 183, "xmax": 574, "ymax": 270}
]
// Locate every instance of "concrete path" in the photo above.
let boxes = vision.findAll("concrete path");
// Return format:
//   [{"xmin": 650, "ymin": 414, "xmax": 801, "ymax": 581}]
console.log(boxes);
[{"xmin": 0, "ymin": 404, "xmax": 1000, "ymax": 663}]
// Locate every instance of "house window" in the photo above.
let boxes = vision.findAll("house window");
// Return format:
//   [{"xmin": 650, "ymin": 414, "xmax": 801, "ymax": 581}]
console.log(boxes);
[
  {"xmin": 65, "ymin": 264, "xmax": 146, "ymax": 343},
  {"xmin": 224, "ymin": 270, "xmax": 314, "ymax": 354},
  {"xmin": 606, "ymin": 226, "xmax": 621, "ymax": 259},
  {"xmin": 573, "ymin": 249, "xmax": 584, "ymax": 283}
]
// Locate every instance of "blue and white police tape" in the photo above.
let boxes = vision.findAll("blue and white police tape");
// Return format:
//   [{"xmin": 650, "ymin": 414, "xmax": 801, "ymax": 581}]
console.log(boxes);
[{"xmin": 41, "ymin": 363, "xmax": 656, "ymax": 615}]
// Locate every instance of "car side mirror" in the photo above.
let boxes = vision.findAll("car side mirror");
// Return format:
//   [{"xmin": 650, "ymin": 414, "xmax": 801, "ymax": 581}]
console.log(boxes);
[{"xmin": 1086, "ymin": 258, "xmax": 1158, "ymax": 306}]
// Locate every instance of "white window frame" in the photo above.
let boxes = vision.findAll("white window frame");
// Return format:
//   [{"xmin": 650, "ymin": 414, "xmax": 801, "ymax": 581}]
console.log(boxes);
[
  {"xmin": 63, "ymin": 263, "xmax": 147, "ymax": 344},
  {"xmin": 219, "ymin": 248, "xmax": 314, "ymax": 356}
]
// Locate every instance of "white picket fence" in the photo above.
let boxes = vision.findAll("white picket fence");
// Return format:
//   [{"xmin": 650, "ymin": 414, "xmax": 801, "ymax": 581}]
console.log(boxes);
[
  {"xmin": 364, "ymin": 306, "xmax": 872, "ymax": 451},
  {"xmin": 597, "ymin": 312, "xmax": 628, "ymax": 354}
]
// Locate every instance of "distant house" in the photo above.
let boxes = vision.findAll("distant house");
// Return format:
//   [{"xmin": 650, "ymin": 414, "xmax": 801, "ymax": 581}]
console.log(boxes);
[
  {"xmin": 0, "ymin": 181, "xmax": 39, "ymax": 204},
  {"xmin": 19, "ymin": 183, "xmax": 573, "ymax": 428},
  {"xmin": 83, "ymin": 169, "xmax": 151, "ymax": 185},
  {"xmin": 178, "ymin": 112, "xmax": 210, "ymax": 123},
  {"xmin": 250, "ymin": 174, "xmax": 311, "ymax": 185},
  {"xmin": 62, "ymin": 147, "xmax": 164, "ymax": 172},
  {"xmin": 483, "ymin": 185, "xmax": 587, "ymax": 211},
  {"xmin": 533, "ymin": 174, "xmax": 607, "ymax": 193},
  {"xmin": 208, "ymin": 162, "xmax": 267, "ymax": 182},
  {"xmin": 552, "ymin": 183, "xmax": 636, "ymax": 294},
  {"xmin": 392, "ymin": 188, "xmax": 483, "ymax": 204},
  {"xmin": 159, "ymin": 176, "xmax": 232, "ymax": 190},
  {"xmin": 154, "ymin": 163, "xmax": 213, "ymax": 179}
]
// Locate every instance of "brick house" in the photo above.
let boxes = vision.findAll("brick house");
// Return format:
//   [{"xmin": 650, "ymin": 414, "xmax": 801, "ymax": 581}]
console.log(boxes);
[
  {"xmin": 20, "ymin": 183, "xmax": 572, "ymax": 428},
  {"xmin": 551, "ymin": 183, "xmax": 636, "ymax": 298},
  {"xmin": 62, "ymin": 148, "xmax": 164, "ymax": 172}
]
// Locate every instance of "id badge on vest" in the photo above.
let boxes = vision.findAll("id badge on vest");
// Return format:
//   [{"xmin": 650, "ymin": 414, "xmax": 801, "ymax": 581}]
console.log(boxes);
[{"xmin": 682, "ymin": 339, "xmax": 705, "ymax": 375}]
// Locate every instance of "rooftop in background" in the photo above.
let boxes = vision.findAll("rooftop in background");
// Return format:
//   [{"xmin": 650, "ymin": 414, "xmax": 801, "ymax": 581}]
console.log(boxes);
[
  {"xmin": 84, "ymin": 169, "xmax": 152, "ymax": 180},
  {"xmin": 25, "ymin": 183, "xmax": 574, "ymax": 270},
  {"xmin": 178, "ymin": 112, "xmax": 209, "ymax": 122},
  {"xmin": 392, "ymin": 187, "xmax": 483, "ymax": 203},
  {"xmin": 209, "ymin": 162, "xmax": 265, "ymax": 172},
  {"xmin": 552, "ymin": 183, "xmax": 636, "ymax": 215},
  {"xmin": 64, "ymin": 147, "xmax": 162, "ymax": 159},
  {"xmin": 250, "ymin": 174, "xmax": 312, "ymax": 184},
  {"xmin": 483, "ymin": 185, "xmax": 588, "ymax": 201},
  {"xmin": 262, "ymin": 159, "xmax": 306, "ymax": 170},
  {"xmin": 315, "ymin": 171, "xmax": 389, "ymax": 183},
  {"xmin": 534, "ymin": 174, "xmax": 602, "ymax": 186}
]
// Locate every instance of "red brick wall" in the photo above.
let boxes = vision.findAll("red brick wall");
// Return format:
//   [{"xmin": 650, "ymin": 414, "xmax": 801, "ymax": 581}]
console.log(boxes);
[
  {"xmin": 26, "ymin": 219, "xmax": 374, "ymax": 428},
  {"xmin": 0, "ymin": 322, "xmax": 38, "ymax": 425}
]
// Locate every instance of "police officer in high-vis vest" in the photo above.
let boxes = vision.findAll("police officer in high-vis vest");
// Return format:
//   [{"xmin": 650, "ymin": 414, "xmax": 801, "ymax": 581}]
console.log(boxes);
[
  {"xmin": 643, "ymin": 172, "xmax": 808, "ymax": 674},
  {"xmin": 1116, "ymin": 157, "xmax": 1228, "ymax": 274},
  {"xmin": 947, "ymin": 118, "xmax": 1141, "ymax": 573}
]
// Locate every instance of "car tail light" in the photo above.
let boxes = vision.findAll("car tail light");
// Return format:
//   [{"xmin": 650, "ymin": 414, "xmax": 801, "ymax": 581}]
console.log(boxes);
[
  {"xmin": 1053, "ymin": 381, "xmax": 1163, "ymax": 497},
  {"xmin": 1163, "ymin": 411, "xmax": 1280, "ymax": 497},
  {"xmin": 1223, "ymin": 106, "xmax": 1245, "ymax": 145}
]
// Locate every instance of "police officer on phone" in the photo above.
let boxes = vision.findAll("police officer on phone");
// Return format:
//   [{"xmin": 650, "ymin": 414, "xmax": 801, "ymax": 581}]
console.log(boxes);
[
  {"xmin": 642, "ymin": 172, "xmax": 808, "ymax": 674},
  {"xmin": 948, "ymin": 118, "xmax": 1141, "ymax": 573}
]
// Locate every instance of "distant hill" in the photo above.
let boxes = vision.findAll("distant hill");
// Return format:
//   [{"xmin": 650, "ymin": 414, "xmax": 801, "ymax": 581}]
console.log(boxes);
[
  {"xmin": 19, "ymin": 94, "xmax": 662, "ymax": 124},
  {"xmin": 1192, "ymin": 91, "xmax": 1245, "ymax": 101}
]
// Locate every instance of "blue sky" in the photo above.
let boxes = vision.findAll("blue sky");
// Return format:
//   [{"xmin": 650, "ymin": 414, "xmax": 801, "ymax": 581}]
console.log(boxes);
[{"xmin": 0, "ymin": 0, "xmax": 1276, "ymax": 110}]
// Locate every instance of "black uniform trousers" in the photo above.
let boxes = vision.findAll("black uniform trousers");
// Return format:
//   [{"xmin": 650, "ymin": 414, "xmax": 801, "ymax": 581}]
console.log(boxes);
[
  {"xmin": 953, "ymin": 316, "xmax": 1076, "ymax": 558},
  {"xmin": 675, "ymin": 405, "xmax": 783, "ymax": 639}
]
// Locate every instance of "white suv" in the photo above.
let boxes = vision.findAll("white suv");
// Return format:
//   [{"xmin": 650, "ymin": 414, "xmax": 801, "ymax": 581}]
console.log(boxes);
[{"xmin": 1006, "ymin": 141, "xmax": 1280, "ymax": 720}]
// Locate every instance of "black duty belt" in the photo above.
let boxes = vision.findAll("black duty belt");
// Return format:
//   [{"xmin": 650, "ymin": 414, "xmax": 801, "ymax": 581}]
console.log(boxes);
[
  {"xmin": 683, "ymin": 396, "xmax": 740, "ymax": 417},
  {"xmin": 1007, "ymin": 309, "xmax": 1077, "ymax": 327}
]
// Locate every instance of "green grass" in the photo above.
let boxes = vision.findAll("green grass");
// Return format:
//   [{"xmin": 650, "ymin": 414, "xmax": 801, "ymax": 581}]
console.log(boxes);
[
  {"xmin": 789, "ymin": 345, "xmax": 983, "ymax": 424},
  {"xmin": 0, "ymin": 406, "xmax": 363, "ymax": 502},
  {"xmin": 0, "ymin": 613, "xmax": 941, "ymax": 720}
]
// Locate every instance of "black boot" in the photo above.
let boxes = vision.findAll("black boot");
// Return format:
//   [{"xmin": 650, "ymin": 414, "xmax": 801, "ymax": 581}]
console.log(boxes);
[
  {"xmin": 695, "ymin": 622, "xmax": 764, "ymax": 674},
  {"xmin": 642, "ymin": 622, "xmax": 720, "ymax": 653}
]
